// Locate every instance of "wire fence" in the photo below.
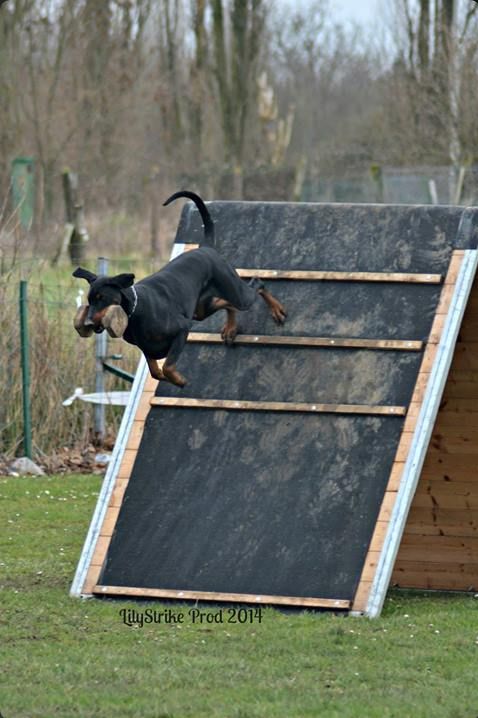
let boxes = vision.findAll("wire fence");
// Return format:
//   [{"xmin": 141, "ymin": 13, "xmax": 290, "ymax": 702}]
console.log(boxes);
[
  {"xmin": 0, "ymin": 257, "xmax": 157, "ymax": 459},
  {"xmin": 301, "ymin": 165, "xmax": 478, "ymax": 205}
]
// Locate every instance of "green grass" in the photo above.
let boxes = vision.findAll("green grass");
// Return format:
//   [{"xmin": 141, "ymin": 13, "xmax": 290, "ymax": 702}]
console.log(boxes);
[{"xmin": 1, "ymin": 474, "xmax": 478, "ymax": 718}]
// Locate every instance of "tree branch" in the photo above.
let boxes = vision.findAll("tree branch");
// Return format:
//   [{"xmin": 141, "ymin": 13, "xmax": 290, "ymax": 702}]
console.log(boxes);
[{"xmin": 460, "ymin": 3, "xmax": 478, "ymax": 43}]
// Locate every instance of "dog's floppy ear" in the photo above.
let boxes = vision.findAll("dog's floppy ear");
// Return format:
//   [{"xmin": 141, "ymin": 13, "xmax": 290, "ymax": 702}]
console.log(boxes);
[
  {"xmin": 111, "ymin": 273, "xmax": 135, "ymax": 289},
  {"xmin": 73, "ymin": 267, "xmax": 97, "ymax": 284}
]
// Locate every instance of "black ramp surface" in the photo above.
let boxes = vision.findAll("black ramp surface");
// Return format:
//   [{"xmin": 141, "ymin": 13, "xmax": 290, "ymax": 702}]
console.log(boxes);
[
  {"xmin": 176, "ymin": 202, "xmax": 471, "ymax": 271},
  {"xmin": 100, "ymin": 408, "xmax": 404, "ymax": 601},
  {"xmin": 193, "ymin": 280, "xmax": 441, "ymax": 341},
  {"xmin": 155, "ymin": 346, "xmax": 422, "ymax": 406},
  {"xmin": 96, "ymin": 201, "xmax": 467, "ymax": 607}
]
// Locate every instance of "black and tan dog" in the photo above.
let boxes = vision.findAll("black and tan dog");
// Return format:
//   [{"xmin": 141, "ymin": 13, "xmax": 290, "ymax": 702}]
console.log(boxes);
[{"xmin": 73, "ymin": 191, "xmax": 287, "ymax": 386}]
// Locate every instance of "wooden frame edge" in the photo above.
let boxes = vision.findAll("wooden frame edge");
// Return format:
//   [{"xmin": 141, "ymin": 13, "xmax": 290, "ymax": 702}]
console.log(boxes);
[
  {"xmin": 93, "ymin": 585, "xmax": 351, "ymax": 609},
  {"xmin": 81, "ymin": 372, "xmax": 159, "ymax": 595},
  {"xmin": 351, "ymin": 250, "xmax": 469, "ymax": 614}
]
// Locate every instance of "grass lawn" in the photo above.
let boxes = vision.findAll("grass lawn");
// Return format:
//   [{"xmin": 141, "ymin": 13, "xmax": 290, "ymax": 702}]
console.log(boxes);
[{"xmin": 1, "ymin": 474, "xmax": 478, "ymax": 718}]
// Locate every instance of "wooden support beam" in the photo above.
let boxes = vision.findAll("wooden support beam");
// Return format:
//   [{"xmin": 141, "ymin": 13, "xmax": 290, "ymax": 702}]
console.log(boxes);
[
  {"xmin": 150, "ymin": 396, "xmax": 406, "ymax": 416},
  {"xmin": 351, "ymin": 249, "xmax": 466, "ymax": 613},
  {"xmin": 93, "ymin": 585, "xmax": 351, "ymax": 609},
  {"xmin": 237, "ymin": 269, "xmax": 442, "ymax": 284},
  {"xmin": 188, "ymin": 333, "xmax": 423, "ymax": 352}
]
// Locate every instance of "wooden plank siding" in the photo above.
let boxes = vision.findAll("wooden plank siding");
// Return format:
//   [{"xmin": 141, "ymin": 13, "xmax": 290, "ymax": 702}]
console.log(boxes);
[{"xmin": 391, "ymin": 264, "xmax": 478, "ymax": 593}]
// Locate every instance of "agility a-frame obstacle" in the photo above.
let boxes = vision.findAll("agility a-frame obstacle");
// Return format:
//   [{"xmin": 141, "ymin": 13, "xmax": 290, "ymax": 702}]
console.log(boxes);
[{"xmin": 71, "ymin": 201, "xmax": 478, "ymax": 617}]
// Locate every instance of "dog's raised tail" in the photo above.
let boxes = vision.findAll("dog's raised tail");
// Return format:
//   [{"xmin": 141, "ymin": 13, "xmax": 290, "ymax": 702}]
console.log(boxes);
[{"xmin": 163, "ymin": 190, "xmax": 215, "ymax": 246}]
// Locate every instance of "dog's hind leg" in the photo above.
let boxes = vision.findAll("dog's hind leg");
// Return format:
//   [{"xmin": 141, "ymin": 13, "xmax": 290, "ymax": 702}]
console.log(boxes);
[
  {"xmin": 194, "ymin": 296, "xmax": 238, "ymax": 345},
  {"xmin": 257, "ymin": 286, "xmax": 287, "ymax": 325},
  {"xmin": 209, "ymin": 300, "xmax": 238, "ymax": 344},
  {"xmin": 242, "ymin": 277, "xmax": 287, "ymax": 325},
  {"xmin": 221, "ymin": 308, "xmax": 238, "ymax": 344},
  {"xmin": 211, "ymin": 258, "xmax": 287, "ymax": 325}
]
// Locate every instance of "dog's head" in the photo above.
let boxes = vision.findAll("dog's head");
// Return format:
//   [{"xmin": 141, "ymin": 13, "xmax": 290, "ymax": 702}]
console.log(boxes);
[{"xmin": 72, "ymin": 267, "xmax": 134, "ymax": 335}]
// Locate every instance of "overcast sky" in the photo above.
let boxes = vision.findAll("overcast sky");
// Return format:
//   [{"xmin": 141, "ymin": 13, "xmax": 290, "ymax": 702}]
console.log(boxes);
[{"xmin": 330, "ymin": 0, "xmax": 380, "ymax": 29}]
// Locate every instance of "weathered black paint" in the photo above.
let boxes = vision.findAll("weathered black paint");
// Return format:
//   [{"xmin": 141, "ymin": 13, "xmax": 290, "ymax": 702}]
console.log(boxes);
[
  {"xmin": 192, "ymin": 281, "xmax": 441, "ymax": 341},
  {"xmin": 100, "ymin": 408, "xmax": 403, "ymax": 600},
  {"xmin": 155, "ymin": 345, "xmax": 422, "ymax": 407},
  {"xmin": 176, "ymin": 201, "xmax": 477, "ymax": 269}
]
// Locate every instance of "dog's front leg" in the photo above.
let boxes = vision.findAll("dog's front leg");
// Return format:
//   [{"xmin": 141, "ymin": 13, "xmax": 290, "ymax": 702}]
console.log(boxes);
[
  {"xmin": 146, "ymin": 357, "xmax": 166, "ymax": 381},
  {"xmin": 162, "ymin": 329, "xmax": 189, "ymax": 387}
]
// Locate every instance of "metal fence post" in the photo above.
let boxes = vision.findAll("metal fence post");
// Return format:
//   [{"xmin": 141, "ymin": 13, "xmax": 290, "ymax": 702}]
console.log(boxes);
[
  {"xmin": 19, "ymin": 280, "xmax": 32, "ymax": 458},
  {"xmin": 95, "ymin": 257, "xmax": 108, "ymax": 442}
]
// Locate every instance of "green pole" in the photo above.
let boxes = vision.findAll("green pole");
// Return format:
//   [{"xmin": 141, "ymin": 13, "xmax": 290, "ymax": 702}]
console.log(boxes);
[
  {"xmin": 19, "ymin": 280, "xmax": 32, "ymax": 458},
  {"xmin": 102, "ymin": 361, "xmax": 135, "ymax": 383}
]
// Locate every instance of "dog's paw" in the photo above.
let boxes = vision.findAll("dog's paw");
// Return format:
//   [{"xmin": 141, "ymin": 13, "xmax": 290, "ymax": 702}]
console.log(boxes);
[
  {"xmin": 163, "ymin": 366, "xmax": 187, "ymax": 387},
  {"xmin": 221, "ymin": 324, "xmax": 237, "ymax": 345},
  {"xmin": 272, "ymin": 303, "xmax": 287, "ymax": 324}
]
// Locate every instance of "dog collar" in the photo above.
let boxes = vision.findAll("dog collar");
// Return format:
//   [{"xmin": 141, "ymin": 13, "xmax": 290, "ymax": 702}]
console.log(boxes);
[{"xmin": 128, "ymin": 285, "xmax": 138, "ymax": 318}]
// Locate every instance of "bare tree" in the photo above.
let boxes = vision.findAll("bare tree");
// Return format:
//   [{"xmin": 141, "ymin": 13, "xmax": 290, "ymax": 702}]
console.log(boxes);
[
  {"xmin": 380, "ymin": 0, "xmax": 478, "ymax": 189},
  {"xmin": 22, "ymin": 1, "xmax": 82, "ymax": 218},
  {"xmin": 5, "ymin": 0, "xmax": 478, "ymax": 241},
  {"xmin": 210, "ymin": 0, "xmax": 266, "ymax": 196},
  {"xmin": 189, "ymin": 0, "xmax": 207, "ymax": 158}
]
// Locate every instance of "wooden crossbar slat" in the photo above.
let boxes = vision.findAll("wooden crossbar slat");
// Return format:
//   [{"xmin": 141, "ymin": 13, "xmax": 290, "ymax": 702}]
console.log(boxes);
[
  {"xmin": 150, "ymin": 396, "xmax": 406, "ymax": 416},
  {"xmin": 182, "ymin": 248, "xmax": 442, "ymax": 284},
  {"xmin": 93, "ymin": 585, "xmax": 351, "ymax": 609},
  {"xmin": 237, "ymin": 269, "xmax": 443, "ymax": 284},
  {"xmin": 188, "ymin": 333, "xmax": 423, "ymax": 352}
]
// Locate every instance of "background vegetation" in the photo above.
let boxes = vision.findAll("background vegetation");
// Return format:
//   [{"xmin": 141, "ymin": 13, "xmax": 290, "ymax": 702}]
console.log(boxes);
[
  {"xmin": 0, "ymin": 256, "xmax": 150, "ymax": 459},
  {"xmin": 2, "ymin": 6, "xmax": 478, "ymax": 713},
  {"xmin": 2, "ymin": 0, "xmax": 478, "ymax": 222},
  {"xmin": 2, "ymin": 0, "xmax": 478, "ymax": 459}
]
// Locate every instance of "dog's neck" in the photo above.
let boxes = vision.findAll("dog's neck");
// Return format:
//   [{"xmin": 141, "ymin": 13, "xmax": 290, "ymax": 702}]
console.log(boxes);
[{"xmin": 122, "ymin": 285, "xmax": 138, "ymax": 318}]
